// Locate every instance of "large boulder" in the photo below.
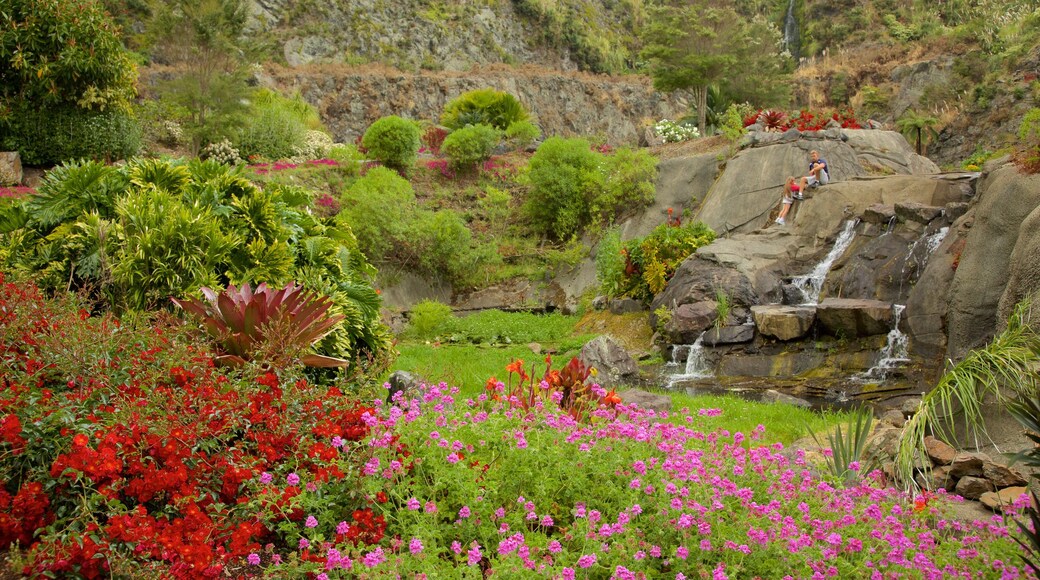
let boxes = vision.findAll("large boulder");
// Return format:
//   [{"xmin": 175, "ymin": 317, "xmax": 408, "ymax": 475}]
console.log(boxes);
[
  {"xmin": 815, "ymin": 298, "xmax": 893, "ymax": 337},
  {"xmin": 579, "ymin": 336, "xmax": 640, "ymax": 387},
  {"xmin": 997, "ymin": 202, "xmax": 1040, "ymax": 329},
  {"xmin": 695, "ymin": 133, "xmax": 946, "ymax": 235},
  {"xmin": 701, "ymin": 324, "xmax": 755, "ymax": 346},
  {"xmin": 661, "ymin": 301, "xmax": 717, "ymax": 344},
  {"xmin": 946, "ymin": 165, "xmax": 1040, "ymax": 358},
  {"xmin": 0, "ymin": 152, "xmax": 22, "ymax": 185},
  {"xmin": 751, "ymin": 305, "xmax": 816, "ymax": 341},
  {"xmin": 652, "ymin": 256, "xmax": 759, "ymax": 314},
  {"xmin": 618, "ymin": 389, "xmax": 672, "ymax": 414}
]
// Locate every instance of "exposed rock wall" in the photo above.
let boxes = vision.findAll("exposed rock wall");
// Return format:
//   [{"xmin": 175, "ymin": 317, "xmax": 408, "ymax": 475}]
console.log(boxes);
[
  {"xmin": 942, "ymin": 165, "xmax": 1040, "ymax": 358},
  {"xmin": 265, "ymin": 65, "xmax": 686, "ymax": 145}
]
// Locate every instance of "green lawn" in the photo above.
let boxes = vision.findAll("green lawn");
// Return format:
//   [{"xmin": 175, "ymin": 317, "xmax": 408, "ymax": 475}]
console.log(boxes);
[{"xmin": 387, "ymin": 310, "xmax": 852, "ymax": 446}]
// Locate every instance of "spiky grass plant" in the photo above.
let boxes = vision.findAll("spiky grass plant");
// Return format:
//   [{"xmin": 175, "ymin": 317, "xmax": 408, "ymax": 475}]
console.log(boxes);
[
  {"xmin": 895, "ymin": 301, "xmax": 1040, "ymax": 489},
  {"xmin": 809, "ymin": 406, "xmax": 877, "ymax": 485}
]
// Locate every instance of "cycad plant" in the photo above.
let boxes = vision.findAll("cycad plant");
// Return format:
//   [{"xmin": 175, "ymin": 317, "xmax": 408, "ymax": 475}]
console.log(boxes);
[
  {"xmin": 172, "ymin": 282, "xmax": 349, "ymax": 369},
  {"xmin": 895, "ymin": 301, "xmax": 1040, "ymax": 488}
]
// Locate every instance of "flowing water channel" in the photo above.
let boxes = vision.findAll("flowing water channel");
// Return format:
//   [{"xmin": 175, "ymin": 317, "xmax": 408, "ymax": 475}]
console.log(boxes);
[{"xmin": 792, "ymin": 219, "xmax": 859, "ymax": 304}]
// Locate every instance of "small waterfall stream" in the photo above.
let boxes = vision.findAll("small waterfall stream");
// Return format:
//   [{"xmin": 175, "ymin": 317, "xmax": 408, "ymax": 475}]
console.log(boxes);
[
  {"xmin": 856, "ymin": 305, "xmax": 909, "ymax": 382},
  {"xmin": 782, "ymin": 0, "xmax": 799, "ymax": 59},
  {"xmin": 898, "ymin": 226, "xmax": 950, "ymax": 299},
  {"xmin": 664, "ymin": 331, "xmax": 713, "ymax": 388},
  {"xmin": 792, "ymin": 220, "xmax": 859, "ymax": 304}
]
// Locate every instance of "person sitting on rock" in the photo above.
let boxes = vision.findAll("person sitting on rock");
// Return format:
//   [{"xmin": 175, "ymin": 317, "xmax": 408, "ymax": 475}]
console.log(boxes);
[
  {"xmin": 796, "ymin": 150, "xmax": 829, "ymax": 195},
  {"xmin": 775, "ymin": 176, "xmax": 800, "ymax": 226}
]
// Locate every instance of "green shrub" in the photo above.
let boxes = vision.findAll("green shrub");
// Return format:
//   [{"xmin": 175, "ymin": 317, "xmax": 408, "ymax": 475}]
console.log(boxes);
[
  {"xmin": 441, "ymin": 88, "xmax": 530, "ymax": 131},
  {"xmin": 2, "ymin": 106, "xmax": 141, "ymax": 166},
  {"xmin": 505, "ymin": 119, "xmax": 541, "ymax": 150},
  {"xmin": 0, "ymin": 0, "xmax": 137, "ymax": 116},
  {"xmin": 407, "ymin": 299, "xmax": 454, "ymax": 339},
  {"xmin": 595, "ymin": 227, "xmax": 625, "ymax": 297},
  {"xmin": 0, "ymin": 157, "xmax": 392, "ymax": 362},
  {"xmin": 337, "ymin": 167, "xmax": 416, "ymax": 263},
  {"xmin": 600, "ymin": 221, "xmax": 717, "ymax": 302},
  {"xmin": 525, "ymin": 137, "xmax": 604, "ymax": 240},
  {"xmin": 236, "ymin": 89, "xmax": 324, "ymax": 161},
  {"xmin": 598, "ymin": 146, "xmax": 657, "ymax": 218},
  {"xmin": 441, "ymin": 124, "xmax": 501, "ymax": 170},
  {"xmin": 526, "ymin": 138, "xmax": 658, "ymax": 240},
  {"xmin": 413, "ymin": 209, "xmax": 501, "ymax": 287},
  {"xmin": 361, "ymin": 115, "xmax": 421, "ymax": 173}
]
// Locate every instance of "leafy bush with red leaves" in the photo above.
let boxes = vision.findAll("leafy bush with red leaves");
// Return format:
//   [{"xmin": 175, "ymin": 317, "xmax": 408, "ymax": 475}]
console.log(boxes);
[{"xmin": 743, "ymin": 108, "xmax": 863, "ymax": 131}]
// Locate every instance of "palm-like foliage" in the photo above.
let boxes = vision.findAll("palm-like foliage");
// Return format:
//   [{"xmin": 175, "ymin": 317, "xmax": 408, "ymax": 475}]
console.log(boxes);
[
  {"xmin": 28, "ymin": 160, "xmax": 127, "ymax": 229},
  {"xmin": 896, "ymin": 110, "xmax": 940, "ymax": 156},
  {"xmin": 0, "ymin": 157, "xmax": 393, "ymax": 363},
  {"xmin": 895, "ymin": 301, "xmax": 1040, "ymax": 488},
  {"xmin": 172, "ymin": 282, "xmax": 348, "ymax": 369}
]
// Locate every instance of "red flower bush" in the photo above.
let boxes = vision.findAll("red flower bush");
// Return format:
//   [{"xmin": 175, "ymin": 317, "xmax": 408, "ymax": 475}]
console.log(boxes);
[{"xmin": 0, "ymin": 272, "xmax": 379, "ymax": 577}]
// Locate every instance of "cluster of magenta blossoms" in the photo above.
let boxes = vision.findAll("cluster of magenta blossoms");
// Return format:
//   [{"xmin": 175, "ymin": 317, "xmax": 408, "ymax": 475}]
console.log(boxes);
[{"xmin": 264, "ymin": 382, "xmax": 1034, "ymax": 579}]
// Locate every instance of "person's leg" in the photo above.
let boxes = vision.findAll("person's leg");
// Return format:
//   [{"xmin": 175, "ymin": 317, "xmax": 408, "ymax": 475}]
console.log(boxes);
[
  {"xmin": 777, "ymin": 199, "xmax": 791, "ymax": 223},
  {"xmin": 798, "ymin": 176, "xmax": 809, "ymax": 191},
  {"xmin": 819, "ymin": 169, "xmax": 829, "ymax": 185}
]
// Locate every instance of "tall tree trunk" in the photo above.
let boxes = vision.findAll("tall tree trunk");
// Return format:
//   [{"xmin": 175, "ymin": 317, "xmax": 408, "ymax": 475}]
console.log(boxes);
[{"xmin": 694, "ymin": 86, "xmax": 708, "ymax": 136}]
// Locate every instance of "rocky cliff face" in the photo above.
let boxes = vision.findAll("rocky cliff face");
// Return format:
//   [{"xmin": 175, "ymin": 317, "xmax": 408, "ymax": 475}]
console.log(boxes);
[
  {"xmin": 264, "ymin": 65, "xmax": 687, "ymax": 145},
  {"xmin": 249, "ymin": 0, "xmax": 547, "ymax": 70}
]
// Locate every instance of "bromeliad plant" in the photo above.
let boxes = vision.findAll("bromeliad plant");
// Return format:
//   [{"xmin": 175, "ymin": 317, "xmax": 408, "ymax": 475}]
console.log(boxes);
[{"xmin": 172, "ymin": 282, "xmax": 349, "ymax": 369}]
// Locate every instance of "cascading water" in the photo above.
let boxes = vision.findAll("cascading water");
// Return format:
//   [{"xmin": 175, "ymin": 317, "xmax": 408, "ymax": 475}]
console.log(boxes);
[
  {"xmin": 856, "ymin": 305, "xmax": 909, "ymax": 382},
  {"xmin": 664, "ymin": 331, "xmax": 713, "ymax": 388},
  {"xmin": 897, "ymin": 226, "xmax": 950, "ymax": 299},
  {"xmin": 782, "ymin": 0, "xmax": 799, "ymax": 59},
  {"xmin": 792, "ymin": 220, "xmax": 859, "ymax": 305}
]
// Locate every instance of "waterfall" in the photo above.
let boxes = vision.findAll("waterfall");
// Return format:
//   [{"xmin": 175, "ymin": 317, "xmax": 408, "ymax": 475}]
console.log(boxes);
[
  {"xmin": 792, "ymin": 220, "xmax": 858, "ymax": 305},
  {"xmin": 664, "ymin": 331, "xmax": 713, "ymax": 388},
  {"xmin": 782, "ymin": 0, "xmax": 799, "ymax": 59},
  {"xmin": 856, "ymin": 305, "xmax": 909, "ymax": 382},
  {"xmin": 897, "ymin": 226, "xmax": 949, "ymax": 299}
]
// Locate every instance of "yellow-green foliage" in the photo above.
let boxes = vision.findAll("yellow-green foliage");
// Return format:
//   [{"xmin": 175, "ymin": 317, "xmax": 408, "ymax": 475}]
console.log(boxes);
[{"xmin": 597, "ymin": 221, "xmax": 717, "ymax": 303}]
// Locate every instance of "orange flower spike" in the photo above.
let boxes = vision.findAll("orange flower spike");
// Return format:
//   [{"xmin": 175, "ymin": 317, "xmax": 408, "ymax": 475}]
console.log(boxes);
[
  {"xmin": 505, "ymin": 359, "xmax": 524, "ymax": 376},
  {"xmin": 604, "ymin": 390, "xmax": 622, "ymax": 406}
]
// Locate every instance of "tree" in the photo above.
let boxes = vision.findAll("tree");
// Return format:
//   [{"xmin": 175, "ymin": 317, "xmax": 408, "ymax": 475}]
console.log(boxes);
[
  {"xmin": 0, "ymin": 0, "xmax": 140, "ymax": 164},
  {"xmin": 640, "ymin": 0, "xmax": 789, "ymax": 135},
  {"xmin": 146, "ymin": 0, "xmax": 254, "ymax": 154},
  {"xmin": 896, "ymin": 109, "xmax": 940, "ymax": 156},
  {"xmin": 0, "ymin": 0, "xmax": 137, "ymax": 117}
]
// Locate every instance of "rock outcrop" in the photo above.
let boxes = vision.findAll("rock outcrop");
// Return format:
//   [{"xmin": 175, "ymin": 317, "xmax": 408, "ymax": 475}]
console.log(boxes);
[
  {"xmin": 579, "ymin": 336, "xmax": 640, "ymax": 388},
  {"xmin": 264, "ymin": 65, "xmax": 686, "ymax": 146}
]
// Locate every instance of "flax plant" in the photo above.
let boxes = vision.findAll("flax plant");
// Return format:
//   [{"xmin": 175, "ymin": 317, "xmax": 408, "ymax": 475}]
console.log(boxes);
[{"xmin": 895, "ymin": 301, "xmax": 1040, "ymax": 489}]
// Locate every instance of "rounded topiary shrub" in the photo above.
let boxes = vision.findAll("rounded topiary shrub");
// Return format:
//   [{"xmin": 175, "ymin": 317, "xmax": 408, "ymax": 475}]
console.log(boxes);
[
  {"xmin": 440, "ymin": 88, "xmax": 530, "ymax": 131},
  {"xmin": 406, "ymin": 299, "xmax": 453, "ymax": 339},
  {"xmin": 441, "ymin": 124, "xmax": 501, "ymax": 170},
  {"xmin": 524, "ymin": 137, "xmax": 603, "ymax": 240},
  {"xmin": 336, "ymin": 166, "xmax": 417, "ymax": 263},
  {"xmin": 361, "ymin": 116, "xmax": 421, "ymax": 173}
]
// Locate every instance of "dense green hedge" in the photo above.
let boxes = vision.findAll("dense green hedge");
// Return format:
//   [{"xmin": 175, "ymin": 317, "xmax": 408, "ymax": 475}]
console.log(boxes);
[{"xmin": 0, "ymin": 157, "xmax": 391, "ymax": 362}]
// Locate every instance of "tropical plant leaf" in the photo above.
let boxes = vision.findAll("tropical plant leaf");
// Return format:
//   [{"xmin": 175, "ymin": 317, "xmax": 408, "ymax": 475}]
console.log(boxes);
[{"xmin": 895, "ymin": 300, "xmax": 1040, "ymax": 489}]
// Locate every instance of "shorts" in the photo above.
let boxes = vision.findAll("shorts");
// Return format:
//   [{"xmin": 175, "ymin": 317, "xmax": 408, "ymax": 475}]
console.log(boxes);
[
  {"xmin": 782, "ymin": 197, "xmax": 793, "ymax": 205},
  {"xmin": 806, "ymin": 170, "xmax": 829, "ymax": 187}
]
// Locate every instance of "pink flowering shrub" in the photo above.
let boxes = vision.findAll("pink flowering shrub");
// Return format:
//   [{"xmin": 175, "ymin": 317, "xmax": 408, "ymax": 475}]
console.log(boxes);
[{"xmin": 266, "ymin": 381, "xmax": 1033, "ymax": 578}]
